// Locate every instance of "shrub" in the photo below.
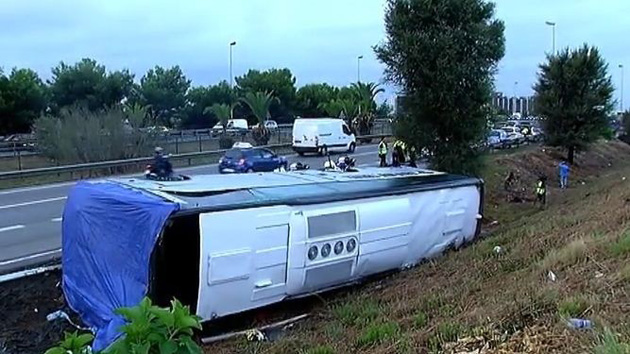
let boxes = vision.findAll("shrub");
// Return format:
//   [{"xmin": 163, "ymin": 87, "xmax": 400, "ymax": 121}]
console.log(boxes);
[
  {"xmin": 44, "ymin": 297, "xmax": 202, "ymax": 354},
  {"xmin": 34, "ymin": 104, "xmax": 157, "ymax": 164},
  {"xmin": 107, "ymin": 297, "xmax": 202, "ymax": 353},
  {"xmin": 44, "ymin": 331, "xmax": 93, "ymax": 354}
]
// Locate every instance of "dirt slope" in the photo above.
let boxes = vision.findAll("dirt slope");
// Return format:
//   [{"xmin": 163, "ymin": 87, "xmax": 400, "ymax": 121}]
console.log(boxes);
[{"xmin": 206, "ymin": 141, "xmax": 630, "ymax": 354}]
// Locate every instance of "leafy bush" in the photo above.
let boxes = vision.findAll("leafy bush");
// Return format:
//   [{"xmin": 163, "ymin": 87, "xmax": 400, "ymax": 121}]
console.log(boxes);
[
  {"xmin": 44, "ymin": 297, "xmax": 202, "ymax": 354},
  {"xmin": 107, "ymin": 297, "xmax": 202, "ymax": 354},
  {"xmin": 34, "ymin": 104, "xmax": 157, "ymax": 164},
  {"xmin": 45, "ymin": 331, "xmax": 94, "ymax": 354}
]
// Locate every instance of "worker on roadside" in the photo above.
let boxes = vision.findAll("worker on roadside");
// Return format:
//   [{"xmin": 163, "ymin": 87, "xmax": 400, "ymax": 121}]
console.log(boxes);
[
  {"xmin": 408, "ymin": 145, "xmax": 418, "ymax": 168},
  {"xmin": 393, "ymin": 140, "xmax": 406, "ymax": 164},
  {"xmin": 534, "ymin": 175, "xmax": 547, "ymax": 209},
  {"xmin": 558, "ymin": 160, "xmax": 570, "ymax": 189},
  {"xmin": 378, "ymin": 137, "xmax": 388, "ymax": 167}
]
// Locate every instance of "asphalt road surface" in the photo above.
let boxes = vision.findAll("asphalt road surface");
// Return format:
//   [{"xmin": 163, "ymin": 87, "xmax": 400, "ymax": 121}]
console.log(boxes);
[{"xmin": 0, "ymin": 144, "xmax": 407, "ymax": 274}]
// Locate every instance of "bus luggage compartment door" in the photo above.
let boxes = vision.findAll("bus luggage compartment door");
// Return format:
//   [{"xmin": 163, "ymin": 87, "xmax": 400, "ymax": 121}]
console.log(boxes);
[
  {"xmin": 286, "ymin": 207, "xmax": 359, "ymax": 296},
  {"xmin": 196, "ymin": 206, "xmax": 291, "ymax": 320}
]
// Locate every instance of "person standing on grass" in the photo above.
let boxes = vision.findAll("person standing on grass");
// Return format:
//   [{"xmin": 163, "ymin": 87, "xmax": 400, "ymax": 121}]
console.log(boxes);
[
  {"xmin": 534, "ymin": 175, "xmax": 548, "ymax": 208},
  {"xmin": 559, "ymin": 160, "xmax": 570, "ymax": 189}
]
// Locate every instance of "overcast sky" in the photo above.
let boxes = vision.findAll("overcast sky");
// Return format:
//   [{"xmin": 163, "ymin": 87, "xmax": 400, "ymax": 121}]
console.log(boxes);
[{"xmin": 1, "ymin": 0, "xmax": 629, "ymax": 107}]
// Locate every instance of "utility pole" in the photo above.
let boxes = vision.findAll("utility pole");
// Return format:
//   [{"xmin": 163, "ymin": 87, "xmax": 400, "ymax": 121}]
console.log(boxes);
[
  {"xmin": 229, "ymin": 41, "xmax": 236, "ymax": 88},
  {"xmin": 545, "ymin": 21, "xmax": 556, "ymax": 54},
  {"xmin": 357, "ymin": 55, "xmax": 363, "ymax": 83},
  {"xmin": 620, "ymin": 64, "xmax": 625, "ymax": 112}
]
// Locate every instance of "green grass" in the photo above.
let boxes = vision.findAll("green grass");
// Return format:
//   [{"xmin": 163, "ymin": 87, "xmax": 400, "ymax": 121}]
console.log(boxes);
[
  {"xmin": 593, "ymin": 328, "xmax": 630, "ymax": 354},
  {"xmin": 356, "ymin": 321, "xmax": 400, "ymax": 347},
  {"xmin": 609, "ymin": 230, "xmax": 630, "ymax": 257},
  {"xmin": 426, "ymin": 322, "xmax": 463, "ymax": 352},
  {"xmin": 539, "ymin": 239, "xmax": 588, "ymax": 271},
  {"xmin": 413, "ymin": 311, "xmax": 429, "ymax": 329},
  {"xmin": 558, "ymin": 296, "xmax": 591, "ymax": 318},
  {"xmin": 332, "ymin": 298, "xmax": 382, "ymax": 327},
  {"xmin": 323, "ymin": 322, "xmax": 344, "ymax": 340},
  {"xmin": 302, "ymin": 345, "xmax": 336, "ymax": 354}
]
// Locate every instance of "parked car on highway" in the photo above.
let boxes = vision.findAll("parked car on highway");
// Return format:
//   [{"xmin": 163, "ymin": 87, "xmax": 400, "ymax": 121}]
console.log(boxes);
[
  {"xmin": 500, "ymin": 127, "xmax": 525, "ymax": 146},
  {"xmin": 264, "ymin": 120, "xmax": 278, "ymax": 130},
  {"xmin": 487, "ymin": 129, "xmax": 509, "ymax": 149},
  {"xmin": 219, "ymin": 145, "xmax": 288, "ymax": 173}
]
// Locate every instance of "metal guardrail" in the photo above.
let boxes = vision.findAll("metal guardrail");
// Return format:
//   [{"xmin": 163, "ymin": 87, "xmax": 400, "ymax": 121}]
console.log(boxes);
[{"xmin": 0, "ymin": 134, "xmax": 391, "ymax": 182}]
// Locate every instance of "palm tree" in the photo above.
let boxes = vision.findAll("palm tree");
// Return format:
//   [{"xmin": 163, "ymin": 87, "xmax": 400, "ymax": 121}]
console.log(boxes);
[
  {"xmin": 203, "ymin": 103, "xmax": 232, "ymax": 135},
  {"xmin": 318, "ymin": 99, "xmax": 358, "ymax": 119},
  {"xmin": 239, "ymin": 91, "xmax": 279, "ymax": 145},
  {"xmin": 350, "ymin": 82, "xmax": 385, "ymax": 114},
  {"xmin": 239, "ymin": 91, "xmax": 278, "ymax": 125}
]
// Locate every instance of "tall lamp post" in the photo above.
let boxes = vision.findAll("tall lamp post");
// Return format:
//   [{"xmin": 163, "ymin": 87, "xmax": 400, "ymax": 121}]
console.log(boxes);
[
  {"xmin": 619, "ymin": 64, "xmax": 623, "ymax": 112},
  {"xmin": 229, "ymin": 41, "xmax": 237, "ymax": 88},
  {"xmin": 545, "ymin": 21, "xmax": 556, "ymax": 54},
  {"xmin": 357, "ymin": 55, "xmax": 364, "ymax": 83}
]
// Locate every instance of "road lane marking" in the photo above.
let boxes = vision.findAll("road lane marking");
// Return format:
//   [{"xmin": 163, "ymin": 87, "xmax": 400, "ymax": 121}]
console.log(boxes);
[
  {"xmin": 51, "ymin": 217, "xmax": 63, "ymax": 222},
  {"xmin": 0, "ymin": 182, "xmax": 75, "ymax": 195},
  {"xmin": 0, "ymin": 196, "xmax": 67, "ymax": 210},
  {"xmin": 0, "ymin": 225, "xmax": 25, "ymax": 233},
  {"xmin": 0, "ymin": 248, "xmax": 62, "ymax": 267}
]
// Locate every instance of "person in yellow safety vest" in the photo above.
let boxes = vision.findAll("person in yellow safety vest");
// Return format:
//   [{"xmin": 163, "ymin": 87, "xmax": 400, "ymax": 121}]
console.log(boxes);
[
  {"xmin": 393, "ymin": 140, "xmax": 407, "ymax": 164},
  {"xmin": 534, "ymin": 175, "xmax": 547, "ymax": 208},
  {"xmin": 378, "ymin": 137, "xmax": 388, "ymax": 167}
]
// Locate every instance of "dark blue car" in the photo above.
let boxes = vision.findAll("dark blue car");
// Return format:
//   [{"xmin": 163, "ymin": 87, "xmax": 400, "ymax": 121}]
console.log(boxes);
[{"xmin": 219, "ymin": 147, "xmax": 288, "ymax": 174}]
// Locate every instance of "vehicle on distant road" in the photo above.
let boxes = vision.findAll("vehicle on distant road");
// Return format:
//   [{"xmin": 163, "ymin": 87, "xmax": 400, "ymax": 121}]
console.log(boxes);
[
  {"xmin": 500, "ymin": 127, "xmax": 525, "ymax": 146},
  {"xmin": 219, "ymin": 146, "xmax": 288, "ymax": 173},
  {"xmin": 212, "ymin": 119, "xmax": 249, "ymax": 137},
  {"xmin": 487, "ymin": 129, "xmax": 509, "ymax": 149},
  {"xmin": 292, "ymin": 118, "xmax": 356, "ymax": 156},
  {"xmin": 264, "ymin": 120, "xmax": 278, "ymax": 130}
]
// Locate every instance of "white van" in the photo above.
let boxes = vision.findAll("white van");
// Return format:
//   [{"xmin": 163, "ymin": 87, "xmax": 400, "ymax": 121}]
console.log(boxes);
[
  {"xmin": 292, "ymin": 118, "xmax": 356, "ymax": 156},
  {"xmin": 211, "ymin": 119, "xmax": 249, "ymax": 136}
]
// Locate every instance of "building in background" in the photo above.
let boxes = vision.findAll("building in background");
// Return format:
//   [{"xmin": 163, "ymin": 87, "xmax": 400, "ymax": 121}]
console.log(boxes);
[{"xmin": 492, "ymin": 92, "xmax": 535, "ymax": 116}]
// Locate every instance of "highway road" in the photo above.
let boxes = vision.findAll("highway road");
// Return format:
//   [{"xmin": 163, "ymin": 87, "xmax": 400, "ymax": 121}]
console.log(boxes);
[{"xmin": 0, "ymin": 143, "xmax": 398, "ymax": 274}]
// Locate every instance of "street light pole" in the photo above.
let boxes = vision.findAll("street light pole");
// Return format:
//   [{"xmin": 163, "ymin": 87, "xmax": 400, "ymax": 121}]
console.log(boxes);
[
  {"xmin": 619, "ymin": 64, "xmax": 623, "ymax": 112},
  {"xmin": 229, "ymin": 41, "xmax": 236, "ymax": 88},
  {"xmin": 545, "ymin": 21, "xmax": 556, "ymax": 54},
  {"xmin": 357, "ymin": 55, "xmax": 363, "ymax": 83}
]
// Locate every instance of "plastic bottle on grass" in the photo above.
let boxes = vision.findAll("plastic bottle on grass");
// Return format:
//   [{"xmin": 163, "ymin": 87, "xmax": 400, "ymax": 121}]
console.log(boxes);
[{"xmin": 567, "ymin": 318, "xmax": 593, "ymax": 329}]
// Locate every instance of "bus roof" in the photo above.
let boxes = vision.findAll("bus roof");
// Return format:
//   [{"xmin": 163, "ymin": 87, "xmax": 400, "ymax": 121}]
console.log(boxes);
[{"xmin": 109, "ymin": 167, "xmax": 481, "ymax": 214}]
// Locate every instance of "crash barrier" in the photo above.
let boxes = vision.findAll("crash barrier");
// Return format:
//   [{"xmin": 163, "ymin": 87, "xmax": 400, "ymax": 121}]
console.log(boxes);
[
  {"xmin": 0, "ymin": 134, "xmax": 392, "ymax": 183},
  {"xmin": 62, "ymin": 166, "xmax": 484, "ymax": 349}
]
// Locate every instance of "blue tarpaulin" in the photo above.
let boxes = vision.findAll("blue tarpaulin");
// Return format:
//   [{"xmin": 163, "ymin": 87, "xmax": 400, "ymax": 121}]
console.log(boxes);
[{"xmin": 61, "ymin": 181, "xmax": 179, "ymax": 351}]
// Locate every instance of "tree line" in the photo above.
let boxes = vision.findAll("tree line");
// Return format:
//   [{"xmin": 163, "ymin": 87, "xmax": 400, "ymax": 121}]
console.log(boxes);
[{"xmin": 0, "ymin": 60, "xmax": 392, "ymax": 136}]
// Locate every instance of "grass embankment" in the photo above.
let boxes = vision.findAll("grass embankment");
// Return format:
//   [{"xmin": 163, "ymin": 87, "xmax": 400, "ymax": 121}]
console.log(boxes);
[{"xmin": 207, "ymin": 140, "xmax": 630, "ymax": 354}]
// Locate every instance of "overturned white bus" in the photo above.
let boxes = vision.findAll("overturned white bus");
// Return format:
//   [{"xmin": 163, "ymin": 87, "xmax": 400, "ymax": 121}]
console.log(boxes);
[{"xmin": 61, "ymin": 167, "xmax": 483, "ymax": 350}]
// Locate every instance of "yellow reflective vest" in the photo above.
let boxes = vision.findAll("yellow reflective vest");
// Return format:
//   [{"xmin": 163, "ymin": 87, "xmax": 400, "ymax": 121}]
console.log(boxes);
[{"xmin": 378, "ymin": 141, "xmax": 388, "ymax": 155}]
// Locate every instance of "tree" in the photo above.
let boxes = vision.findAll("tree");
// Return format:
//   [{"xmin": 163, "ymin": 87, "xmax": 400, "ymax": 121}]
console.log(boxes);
[
  {"xmin": 534, "ymin": 45, "xmax": 615, "ymax": 163},
  {"xmin": 182, "ymin": 81, "xmax": 235, "ymax": 129},
  {"xmin": 137, "ymin": 66, "xmax": 191, "ymax": 127},
  {"xmin": 374, "ymin": 0, "xmax": 505, "ymax": 175},
  {"xmin": 239, "ymin": 91, "xmax": 278, "ymax": 145},
  {"xmin": 204, "ymin": 103, "xmax": 236, "ymax": 148},
  {"xmin": 49, "ymin": 58, "xmax": 134, "ymax": 111},
  {"xmin": 296, "ymin": 83, "xmax": 339, "ymax": 117},
  {"xmin": 318, "ymin": 98, "xmax": 358, "ymax": 119},
  {"xmin": 350, "ymin": 82, "xmax": 384, "ymax": 113},
  {"xmin": 235, "ymin": 68, "xmax": 296, "ymax": 122},
  {"xmin": 375, "ymin": 101, "xmax": 394, "ymax": 118}
]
